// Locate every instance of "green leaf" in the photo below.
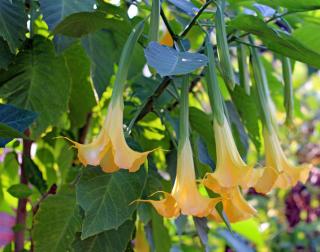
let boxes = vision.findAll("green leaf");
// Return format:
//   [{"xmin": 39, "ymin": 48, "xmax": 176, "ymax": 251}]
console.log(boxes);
[
  {"xmin": 33, "ymin": 186, "xmax": 82, "ymax": 252},
  {"xmin": 193, "ymin": 217, "xmax": 209, "ymax": 249},
  {"xmin": 0, "ymin": 38, "xmax": 13, "ymax": 70},
  {"xmin": 54, "ymin": 139, "xmax": 76, "ymax": 184},
  {"xmin": 81, "ymin": 21, "xmax": 142, "ymax": 97},
  {"xmin": 0, "ymin": 36, "xmax": 72, "ymax": 137},
  {"xmin": 72, "ymin": 220, "xmax": 135, "ymax": 252},
  {"xmin": 35, "ymin": 147, "xmax": 57, "ymax": 187},
  {"xmin": 81, "ymin": 29, "xmax": 123, "ymax": 96},
  {"xmin": 7, "ymin": 184, "xmax": 32, "ymax": 199},
  {"xmin": 215, "ymin": 202, "xmax": 232, "ymax": 232},
  {"xmin": 229, "ymin": 15, "xmax": 320, "ymax": 68},
  {"xmin": 0, "ymin": 0, "xmax": 27, "ymax": 53},
  {"xmin": 292, "ymin": 23, "xmax": 320, "ymax": 54},
  {"xmin": 149, "ymin": 0, "xmax": 160, "ymax": 42},
  {"xmin": 217, "ymin": 229, "xmax": 255, "ymax": 252},
  {"xmin": 225, "ymin": 102, "xmax": 249, "ymax": 157},
  {"xmin": 144, "ymin": 42, "xmax": 208, "ymax": 77},
  {"xmin": 151, "ymin": 208, "xmax": 171, "ymax": 252},
  {"xmin": 189, "ymin": 107, "xmax": 215, "ymax": 159},
  {"xmin": 24, "ymin": 156, "xmax": 48, "ymax": 194},
  {"xmin": 231, "ymin": 84, "xmax": 261, "ymax": 154},
  {"xmin": 168, "ymin": 0, "xmax": 197, "ymax": 16},
  {"xmin": 63, "ymin": 43, "xmax": 96, "ymax": 128},
  {"xmin": 258, "ymin": 0, "xmax": 320, "ymax": 11},
  {"xmin": 0, "ymin": 104, "xmax": 37, "ymax": 147},
  {"xmin": 54, "ymin": 12, "xmax": 125, "ymax": 37},
  {"xmin": 39, "ymin": 0, "xmax": 95, "ymax": 30},
  {"xmin": 0, "ymin": 123, "xmax": 27, "ymax": 140},
  {"xmin": 76, "ymin": 167, "xmax": 146, "ymax": 239}
]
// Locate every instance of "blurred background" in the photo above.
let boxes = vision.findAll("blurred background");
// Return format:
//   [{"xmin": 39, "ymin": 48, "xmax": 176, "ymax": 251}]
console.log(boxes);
[{"xmin": 0, "ymin": 0, "xmax": 319, "ymax": 251}]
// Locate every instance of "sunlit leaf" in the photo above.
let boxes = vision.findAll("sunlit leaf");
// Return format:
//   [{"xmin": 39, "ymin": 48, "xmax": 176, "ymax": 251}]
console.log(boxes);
[
  {"xmin": 144, "ymin": 42, "xmax": 208, "ymax": 77},
  {"xmin": 258, "ymin": 0, "xmax": 320, "ymax": 11},
  {"xmin": 229, "ymin": 15, "xmax": 320, "ymax": 68}
]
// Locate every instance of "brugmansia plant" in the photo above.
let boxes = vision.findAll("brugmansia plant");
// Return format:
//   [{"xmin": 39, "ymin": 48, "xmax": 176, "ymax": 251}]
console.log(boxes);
[{"xmin": 0, "ymin": 0, "xmax": 319, "ymax": 251}]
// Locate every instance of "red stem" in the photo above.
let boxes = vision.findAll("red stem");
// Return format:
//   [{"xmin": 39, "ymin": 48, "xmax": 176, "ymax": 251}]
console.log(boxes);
[{"xmin": 14, "ymin": 130, "xmax": 32, "ymax": 252}]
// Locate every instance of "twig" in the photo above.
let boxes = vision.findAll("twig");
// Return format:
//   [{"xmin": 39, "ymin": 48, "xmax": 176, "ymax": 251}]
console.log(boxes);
[
  {"xmin": 15, "ymin": 130, "xmax": 32, "ymax": 252},
  {"xmin": 233, "ymin": 38, "xmax": 267, "ymax": 50},
  {"xmin": 127, "ymin": 76, "xmax": 172, "ymax": 131},
  {"xmin": 167, "ymin": 72, "xmax": 205, "ymax": 111},
  {"xmin": 180, "ymin": 0, "xmax": 213, "ymax": 38},
  {"xmin": 78, "ymin": 112, "xmax": 92, "ymax": 144},
  {"xmin": 160, "ymin": 8, "xmax": 178, "ymax": 41}
]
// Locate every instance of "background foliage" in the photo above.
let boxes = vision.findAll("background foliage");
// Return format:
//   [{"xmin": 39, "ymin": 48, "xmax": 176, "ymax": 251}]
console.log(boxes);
[{"xmin": 0, "ymin": 0, "xmax": 319, "ymax": 251}]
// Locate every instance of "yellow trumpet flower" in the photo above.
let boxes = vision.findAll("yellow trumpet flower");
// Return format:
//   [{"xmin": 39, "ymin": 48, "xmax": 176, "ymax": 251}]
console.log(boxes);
[
  {"xmin": 141, "ymin": 139, "xmax": 220, "ymax": 218},
  {"xmin": 66, "ymin": 98, "xmax": 151, "ymax": 173},
  {"xmin": 254, "ymin": 127, "xmax": 311, "ymax": 193},
  {"xmin": 208, "ymin": 115, "xmax": 255, "ymax": 188},
  {"xmin": 64, "ymin": 21, "xmax": 152, "ymax": 173},
  {"xmin": 160, "ymin": 31, "xmax": 173, "ymax": 47},
  {"xmin": 203, "ymin": 175, "xmax": 257, "ymax": 223}
]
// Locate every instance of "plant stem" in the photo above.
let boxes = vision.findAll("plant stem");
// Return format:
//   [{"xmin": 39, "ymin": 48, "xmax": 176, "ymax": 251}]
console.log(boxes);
[
  {"xmin": 160, "ymin": 8, "xmax": 178, "ymax": 41},
  {"xmin": 179, "ymin": 0, "xmax": 213, "ymax": 38},
  {"xmin": 78, "ymin": 112, "xmax": 92, "ymax": 144},
  {"xmin": 178, "ymin": 75, "xmax": 190, "ymax": 148},
  {"xmin": 127, "ymin": 76, "xmax": 172, "ymax": 132},
  {"xmin": 15, "ymin": 130, "xmax": 32, "ymax": 252}
]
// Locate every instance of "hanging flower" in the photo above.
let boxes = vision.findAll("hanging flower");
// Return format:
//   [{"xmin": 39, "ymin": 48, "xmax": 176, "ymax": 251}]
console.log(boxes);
[
  {"xmin": 140, "ymin": 139, "xmax": 220, "ymax": 218},
  {"xmin": 139, "ymin": 75, "xmax": 220, "ymax": 218},
  {"xmin": 206, "ymin": 115, "xmax": 257, "ymax": 189},
  {"xmin": 66, "ymin": 98, "xmax": 151, "ymax": 173},
  {"xmin": 254, "ymin": 127, "xmax": 311, "ymax": 193},
  {"xmin": 203, "ymin": 175, "xmax": 257, "ymax": 223},
  {"xmin": 64, "ymin": 21, "xmax": 151, "ymax": 173}
]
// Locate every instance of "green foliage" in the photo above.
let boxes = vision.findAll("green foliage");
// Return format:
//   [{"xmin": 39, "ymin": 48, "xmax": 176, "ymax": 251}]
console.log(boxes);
[
  {"xmin": 76, "ymin": 167, "xmax": 146, "ymax": 239},
  {"xmin": 151, "ymin": 209, "xmax": 171, "ymax": 252},
  {"xmin": 0, "ymin": 0, "xmax": 27, "ymax": 53},
  {"xmin": 72, "ymin": 220, "xmax": 134, "ymax": 252},
  {"xmin": 63, "ymin": 43, "xmax": 96, "ymax": 128},
  {"xmin": 33, "ymin": 186, "xmax": 82, "ymax": 252},
  {"xmin": 0, "ymin": 104, "xmax": 36, "ymax": 147},
  {"xmin": 0, "ymin": 38, "xmax": 13, "ymax": 70},
  {"xmin": 0, "ymin": 36, "xmax": 71, "ymax": 137},
  {"xmin": 24, "ymin": 156, "xmax": 48, "ymax": 194},
  {"xmin": 0, "ymin": 123, "xmax": 28, "ymax": 140},
  {"xmin": 7, "ymin": 184, "xmax": 32, "ymax": 199},
  {"xmin": 231, "ymin": 84, "xmax": 262, "ymax": 154},
  {"xmin": 258, "ymin": 0, "xmax": 320, "ymax": 10},
  {"xmin": 54, "ymin": 12, "xmax": 123, "ymax": 37},
  {"xmin": 39, "ymin": 0, "xmax": 95, "ymax": 30},
  {"xmin": 144, "ymin": 42, "xmax": 208, "ymax": 76},
  {"xmin": 230, "ymin": 15, "xmax": 320, "ymax": 68}
]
